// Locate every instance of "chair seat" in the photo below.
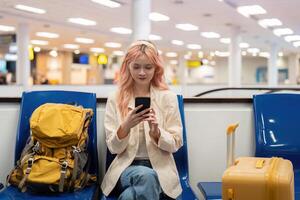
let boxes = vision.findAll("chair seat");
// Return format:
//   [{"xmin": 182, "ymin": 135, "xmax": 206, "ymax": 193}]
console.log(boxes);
[
  {"xmin": 197, "ymin": 182, "xmax": 222, "ymax": 200},
  {"xmin": 0, "ymin": 185, "xmax": 97, "ymax": 200}
]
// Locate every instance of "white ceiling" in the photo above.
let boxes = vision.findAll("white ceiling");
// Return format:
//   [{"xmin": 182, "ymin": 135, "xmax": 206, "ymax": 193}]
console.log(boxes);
[{"xmin": 0, "ymin": 0, "xmax": 299, "ymax": 55}]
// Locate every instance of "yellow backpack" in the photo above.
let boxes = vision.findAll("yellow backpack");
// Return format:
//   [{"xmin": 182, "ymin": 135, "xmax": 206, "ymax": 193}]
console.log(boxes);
[{"xmin": 8, "ymin": 103, "xmax": 96, "ymax": 193}]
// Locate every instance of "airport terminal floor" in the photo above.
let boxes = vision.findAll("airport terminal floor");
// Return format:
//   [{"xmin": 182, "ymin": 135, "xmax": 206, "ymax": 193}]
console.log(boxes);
[{"xmin": 1, "ymin": 0, "xmax": 300, "ymax": 199}]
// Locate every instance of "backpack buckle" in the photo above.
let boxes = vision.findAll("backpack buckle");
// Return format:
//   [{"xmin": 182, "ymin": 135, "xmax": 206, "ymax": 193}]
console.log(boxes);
[
  {"xmin": 32, "ymin": 142, "xmax": 40, "ymax": 153},
  {"xmin": 27, "ymin": 158, "xmax": 34, "ymax": 168},
  {"xmin": 72, "ymin": 146, "xmax": 81, "ymax": 153},
  {"xmin": 61, "ymin": 161, "xmax": 68, "ymax": 172}
]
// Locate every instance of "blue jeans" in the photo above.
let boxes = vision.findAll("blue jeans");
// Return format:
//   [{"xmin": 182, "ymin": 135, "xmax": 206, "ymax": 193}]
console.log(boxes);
[{"xmin": 116, "ymin": 160, "xmax": 181, "ymax": 200}]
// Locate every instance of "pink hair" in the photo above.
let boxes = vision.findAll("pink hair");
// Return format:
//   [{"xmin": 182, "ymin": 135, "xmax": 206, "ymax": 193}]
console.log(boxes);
[{"xmin": 117, "ymin": 41, "xmax": 168, "ymax": 118}]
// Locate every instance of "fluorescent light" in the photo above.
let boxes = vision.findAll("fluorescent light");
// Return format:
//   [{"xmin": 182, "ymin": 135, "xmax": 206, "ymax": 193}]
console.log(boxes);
[
  {"xmin": 259, "ymin": 52, "xmax": 270, "ymax": 58},
  {"xmin": 105, "ymin": 42, "xmax": 122, "ymax": 48},
  {"xmin": 15, "ymin": 4, "xmax": 46, "ymax": 14},
  {"xmin": 31, "ymin": 40, "xmax": 49, "ymax": 45},
  {"xmin": 0, "ymin": 25, "xmax": 15, "ymax": 32},
  {"xmin": 5, "ymin": 54, "xmax": 17, "ymax": 61},
  {"xmin": 258, "ymin": 18, "xmax": 282, "ymax": 28},
  {"xmin": 36, "ymin": 32, "xmax": 59, "ymax": 38},
  {"xmin": 273, "ymin": 28, "xmax": 293, "ymax": 36},
  {"xmin": 149, "ymin": 34, "xmax": 162, "ymax": 40},
  {"xmin": 241, "ymin": 51, "xmax": 247, "ymax": 56},
  {"xmin": 63, "ymin": 44, "xmax": 80, "ymax": 49},
  {"xmin": 284, "ymin": 35, "xmax": 300, "ymax": 42},
  {"xmin": 75, "ymin": 37, "xmax": 95, "ymax": 44},
  {"xmin": 215, "ymin": 51, "xmax": 229, "ymax": 57},
  {"xmin": 68, "ymin": 18, "xmax": 96, "ymax": 26},
  {"xmin": 198, "ymin": 51, "xmax": 204, "ymax": 58},
  {"xmin": 247, "ymin": 48, "xmax": 260, "ymax": 53},
  {"xmin": 49, "ymin": 50, "xmax": 58, "ymax": 57},
  {"xmin": 187, "ymin": 44, "xmax": 201, "ymax": 50},
  {"xmin": 34, "ymin": 47, "xmax": 41, "ymax": 52},
  {"xmin": 278, "ymin": 52, "xmax": 284, "ymax": 57},
  {"xmin": 90, "ymin": 47, "xmax": 105, "ymax": 53},
  {"xmin": 113, "ymin": 50, "xmax": 125, "ymax": 56},
  {"xmin": 239, "ymin": 42, "xmax": 250, "ymax": 48},
  {"xmin": 237, "ymin": 5, "xmax": 266, "ymax": 17},
  {"xmin": 91, "ymin": 0, "xmax": 121, "ymax": 8},
  {"xmin": 74, "ymin": 50, "xmax": 80, "ymax": 54},
  {"xmin": 220, "ymin": 38, "xmax": 231, "ymax": 44},
  {"xmin": 110, "ymin": 27, "xmax": 132, "ymax": 34},
  {"xmin": 149, "ymin": 12, "xmax": 170, "ymax": 21},
  {"xmin": 9, "ymin": 44, "xmax": 17, "ymax": 53},
  {"xmin": 170, "ymin": 60, "xmax": 178, "ymax": 65},
  {"xmin": 201, "ymin": 32, "xmax": 220, "ymax": 39},
  {"xmin": 165, "ymin": 52, "xmax": 178, "ymax": 57},
  {"xmin": 293, "ymin": 41, "xmax": 300, "ymax": 47},
  {"xmin": 171, "ymin": 40, "xmax": 184, "ymax": 46},
  {"xmin": 175, "ymin": 23, "xmax": 198, "ymax": 31}
]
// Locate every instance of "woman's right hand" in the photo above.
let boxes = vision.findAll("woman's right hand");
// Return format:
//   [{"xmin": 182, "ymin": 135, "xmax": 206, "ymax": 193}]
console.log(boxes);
[{"xmin": 117, "ymin": 105, "xmax": 150, "ymax": 139}]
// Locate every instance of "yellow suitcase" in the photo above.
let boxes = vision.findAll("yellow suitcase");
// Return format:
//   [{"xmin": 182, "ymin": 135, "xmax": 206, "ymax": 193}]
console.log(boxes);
[{"xmin": 222, "ymin": 124, "xmax": 294, "ymax": 200}]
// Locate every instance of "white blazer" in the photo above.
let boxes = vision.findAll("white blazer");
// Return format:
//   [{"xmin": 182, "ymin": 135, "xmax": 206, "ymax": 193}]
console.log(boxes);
[{"xmin": 101, "ymin": 86, "xmax": 183, "ymax": 199}]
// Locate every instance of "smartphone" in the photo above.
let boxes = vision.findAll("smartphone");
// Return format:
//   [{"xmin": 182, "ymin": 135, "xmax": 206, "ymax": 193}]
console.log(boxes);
[{"xmin": 135, "ymin": 97, "xmax": 151, "ymax": 113}]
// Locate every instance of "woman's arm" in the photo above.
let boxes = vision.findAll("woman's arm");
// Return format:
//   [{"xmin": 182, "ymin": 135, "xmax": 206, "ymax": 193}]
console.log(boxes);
[
  {"xmin": 104, "ymin": 94, "xmax": 130, "ymax": 154},
  {"xmin": 151, "ymin": 93, "xmax": 183, "ymax": 153}
]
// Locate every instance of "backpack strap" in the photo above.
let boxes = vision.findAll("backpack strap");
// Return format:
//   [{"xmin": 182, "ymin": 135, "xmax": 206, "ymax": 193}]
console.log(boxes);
[
  {"xmin": 58, "ymin": 160, "xmax": 68, "ymax": 192},
  {"xmin": 18, "ymin": 157, "xmax": 34, "ymax": 191},
  {"xmin": 68, "ymin": 146, "xmax": 81, "ymax": 191}
]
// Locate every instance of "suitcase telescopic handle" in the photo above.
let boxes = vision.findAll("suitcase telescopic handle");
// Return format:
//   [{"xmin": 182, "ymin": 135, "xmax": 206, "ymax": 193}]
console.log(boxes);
[{"xmin": 226, "ymin": 123, "xmax": 239, "ymax": 168}]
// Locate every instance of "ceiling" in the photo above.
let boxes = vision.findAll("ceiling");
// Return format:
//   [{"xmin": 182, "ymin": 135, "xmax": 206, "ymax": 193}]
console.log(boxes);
[{"xmin": 0, "ymin": 0, "xmax": 299, "ymax": 56}]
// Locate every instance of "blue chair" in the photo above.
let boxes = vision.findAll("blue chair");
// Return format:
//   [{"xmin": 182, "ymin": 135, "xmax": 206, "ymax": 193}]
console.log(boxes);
[
  {"xmin": 198, "ymin": 93, "xmax": 300, "ymax": 200},
  {"xmin": 0, "ymin": 91, "xmax": 99, "ymax": 200},
  {"xmin": 101, "ymin": 95, "xmax": 197, "ymax": 200},
  {"xmin": 253, "ymin": 93, "xmax": 300, "ymax": 200}
]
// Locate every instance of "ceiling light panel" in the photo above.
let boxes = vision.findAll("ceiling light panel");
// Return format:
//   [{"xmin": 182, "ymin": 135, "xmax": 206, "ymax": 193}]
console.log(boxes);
[
  {"xmin": 171, "ymin": 40, "xmax": 184, "ymax": 46},
  {"xmin": 90, "ymin": 47, "xmax": 105, "ymax": 53},
  {"xmin": 36, "ymin": 32, "xmax": 59, "ymax": 38},
  {"xmin": 175, "ymin": 24, "xmax": 198, "ymax": 31},
  {"xmin": 293, "ymin": 41, "xmax": 300, "ymax": 47},
  {"xmin": 284, "ymin": 35, "xmax": 300, "ymax": 42},
  {"xmin": 63, "ymin": 44, "xmax": 80, "ymax": 49},
  {"xmin": 31, "ymin": 40, "xmax": 49, "ymax": 45},
  {"xmin": 220, "ymin": 38, "xmax": 231, "ymax": 44},
  {"xmin": 68, "ymin": 18, "xmax": 97, "ymax": 26},
  {"xmin": 15, "ymin": 4, "xmax": 46, "ymax": 14},
  {"xmin": 187, "ymin": 44, "xmax": 201, "ymax": 50},
  {"xmin": 149, "ymin": 34, "xmax": 162, "ymax": 40},
  {"xmin": 237, "ymin": 5, "xmax": 266, "ymax": 17},
  {"xmin": 273, "ymin": 28, "xmax": 293, "ymax": 36},
  {"xmin": 105, "ymin": 42, "xmax": 122, "ymax": 48},
  {"xmin": 91, "ymin": 0, "xmax": 121, "ymax": 8},
  {"xmin": 0, "ymin": 25, "xmax": 15, "ymax": 32},
  {"xmin": 165, "ymin": 52, "xmax": 178, "ymax": 57},
  {"xmin": 75, "ymin": 37, "xmax": 95, "ymax": 44},
  {"xmin": 149, "ymin": 12, "xmax": 170, "ymax": 21},
  {"xmin": 110, "ymin": 27, "xmax": 132, "ymax": 34},
  {"xmin": 239, "ymin": 43, "xmax": 250, "ymax": 48},
  {"xmin": 201, "ymin": 32, "xmax": 220, "ymax": 38},
  {"xmin": 258, "ymin": 18, "xmax": 282, "ymax": 28}
]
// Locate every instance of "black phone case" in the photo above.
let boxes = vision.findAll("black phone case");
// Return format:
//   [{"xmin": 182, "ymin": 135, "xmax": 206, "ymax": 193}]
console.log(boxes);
[{"xmin": 135, "ymin": 97, "xmax": 151, "ymax": 113}]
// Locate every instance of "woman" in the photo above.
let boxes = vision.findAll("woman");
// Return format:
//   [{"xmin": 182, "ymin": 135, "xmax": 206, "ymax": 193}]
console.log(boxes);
[{"xmin": 101, "ymin": 40, "xmax": 183, "ymax": 200}]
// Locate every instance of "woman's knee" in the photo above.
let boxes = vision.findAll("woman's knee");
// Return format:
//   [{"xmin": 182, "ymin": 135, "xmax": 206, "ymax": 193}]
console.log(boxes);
[{"xmin": 133, "ymin": 166, "xmax": 159, "ymax": 184}]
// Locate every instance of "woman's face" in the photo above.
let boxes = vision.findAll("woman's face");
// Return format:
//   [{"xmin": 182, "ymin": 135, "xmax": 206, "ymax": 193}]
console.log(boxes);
[{"xmin": 129, "ymin": 54, "xmax": 155, "ymax": 87}]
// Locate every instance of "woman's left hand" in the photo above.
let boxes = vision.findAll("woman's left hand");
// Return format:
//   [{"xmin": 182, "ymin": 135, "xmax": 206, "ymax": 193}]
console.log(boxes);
[{"xmin": 144, "ymin": 108, "xmax": 160, "ymax": 143}]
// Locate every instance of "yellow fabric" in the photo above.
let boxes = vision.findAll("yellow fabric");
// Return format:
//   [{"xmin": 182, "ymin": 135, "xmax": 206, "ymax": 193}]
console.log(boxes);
[
  {"xmin": 25, "ymin": 156, "xmax": 73, "ymax": 184},
  {"xmin": 8, "ymin": 103, "xmax": 94, "ymax": 191},
  {"xmin": 30, "ymin": 103, "xmax": 92, "ymax": 148}
]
